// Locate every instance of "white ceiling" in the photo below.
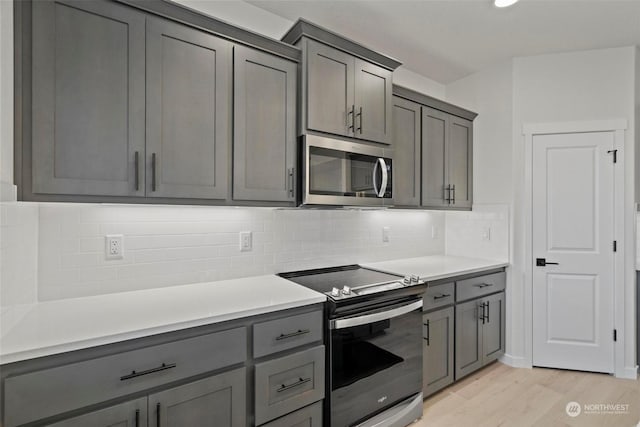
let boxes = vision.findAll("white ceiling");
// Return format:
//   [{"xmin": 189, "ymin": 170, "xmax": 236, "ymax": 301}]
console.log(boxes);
[{"xmin": 248, "ymin": 0, "xmax": 640, "ymax": 83}]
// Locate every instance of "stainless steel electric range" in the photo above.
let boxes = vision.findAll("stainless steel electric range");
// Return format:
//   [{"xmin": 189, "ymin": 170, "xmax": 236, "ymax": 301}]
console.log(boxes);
[{"xmin": 279, "ymin": 265, "xmax": 426, "ymax": 427}]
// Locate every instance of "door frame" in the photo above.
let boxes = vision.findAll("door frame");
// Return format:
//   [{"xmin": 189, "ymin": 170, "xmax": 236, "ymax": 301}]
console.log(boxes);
[{"xmin": 522, "ymin": 119, "xmax": 629, "ymax": 377}]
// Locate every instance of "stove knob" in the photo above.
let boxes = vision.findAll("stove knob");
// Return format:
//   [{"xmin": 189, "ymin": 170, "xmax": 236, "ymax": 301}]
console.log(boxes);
[
  {"xmin": 342, "ymin": 286, "xmax": 351, "ymax": 295},
  {"xmin": 411, "ymin": 274, "xmax": 420, "ymax": 283},
  {"xmin": 403, "ymin": 276, "xmax": 412, "ymax": 284},
  {"xmin": 331, "ymin": 287, "xmax": 341, "ymax": 297}
]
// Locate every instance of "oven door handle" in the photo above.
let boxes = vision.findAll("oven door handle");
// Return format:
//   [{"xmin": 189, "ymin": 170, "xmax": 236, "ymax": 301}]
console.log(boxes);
[{"xmin": 330, "ymin": 300, "xmax": 423, "ymax": 330}]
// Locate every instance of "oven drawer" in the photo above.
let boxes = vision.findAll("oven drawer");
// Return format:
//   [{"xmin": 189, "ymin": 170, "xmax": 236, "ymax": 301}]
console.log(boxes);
[
  {"xmin": 456, "ymin": 272, "xmax": 506, "ymax": 302},
  {"xmin": 253, "ymin": 310, "xmax": 323, "ymax": 358},
  {"xmin": 261, "ymin": 401, "xmax": 323, "ymax": 427},
  {"xmin": 424, "ymin": 282, "xmax": 455, "ymax": 311},
  {"xmin": 254, "ymin": 345, "xmax": 325, "ymax": 425},
  {"xmin": 4, "ymin": 327, "xmax": 246, "ymax": 427}
]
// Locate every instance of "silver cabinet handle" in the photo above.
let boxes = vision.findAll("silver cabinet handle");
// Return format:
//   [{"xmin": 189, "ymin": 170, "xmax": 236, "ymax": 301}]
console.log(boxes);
[
  {"xmin": 134, "ymin": 151, "xmax": 140, "ymax": 191},
  {"xmin": 277, "ymin": 377, "xmax": 311, "ymax": 393},
  {"xmin": 276, "ymin": 329, "xmax": 309, "ymax": 341},
  {"xmin": 331, "ymin": 300, "xmax": 422, "ymax": 329},
  {"xmin": 120, "ymin": 362, "xmax": 176, "ymax": 381},
  {"xmin": 151, "ymin": 153, "xmax": 157, "ymax": 192},
  {"xmin": 288, "ymin": 167, "xmax": 295, "ymax": 198}
]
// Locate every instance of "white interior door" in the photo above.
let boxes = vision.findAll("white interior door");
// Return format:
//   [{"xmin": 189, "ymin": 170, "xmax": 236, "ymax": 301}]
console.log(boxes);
[{"xmin": 532, "ymin": 131, "xmax": 615, "ymax": 373}]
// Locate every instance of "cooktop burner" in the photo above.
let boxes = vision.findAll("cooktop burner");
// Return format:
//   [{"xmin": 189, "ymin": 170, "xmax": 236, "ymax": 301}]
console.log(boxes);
[{"xmin": 278, "ymin": 264, "xmax": 421, "ymax": 300}]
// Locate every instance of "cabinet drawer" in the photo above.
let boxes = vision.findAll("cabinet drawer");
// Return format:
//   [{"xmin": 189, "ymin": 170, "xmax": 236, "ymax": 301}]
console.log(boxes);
[
  {"xmin": 4, "ymin": 327, "xmax": 246, "ymax": 427},
  {"xmin": 456, "ymin": 272, "xmax": 505, "ymax": 302},
  {"xmin": 253, "ymin": 310, "xmax": 323, "ymax": 358},
  {"xmin": 261, "ymin": 401, "xmax": 323, "ymax": 427},
  {"xmin": 423, "ymin": 282, "xmax": 455, "ymax": 311},
  {"xmin": 255, "ymin": 346, "xmax": 325, "ymax": 425}
]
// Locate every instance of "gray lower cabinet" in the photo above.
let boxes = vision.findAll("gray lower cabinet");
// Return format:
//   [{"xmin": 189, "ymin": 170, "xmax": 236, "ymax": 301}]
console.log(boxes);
[
  {"xmin": 31, "ymin": 0, "xmax": 146, "ymax": 197},
  {"xmin": 455, "ymin": 291, "xmax": 506, "ymax": 380},
  {"xmin": 146, "ymin": 18, "xmax": 231, "ymax": 200},
  {"xmin": 422, "ymin": 306, "xmax": 454, "ymax": 397},
  {"xmin": 149, "ymin": 367, "xmax": 246, "ymax": 427},
  {"xmin": 46, "ymin": 398, "xmax": 147, "ymax": 427},
  {"xmin": 392, "ymin": 96, "xmax": 421, "ymax": 207},
  {"xmin": 261, "ymin": 402, "xmax": 322, "ymax": 427},
  {"xmin": 233, "ymin": 45, "xmax": 297, "ymax": 202}
]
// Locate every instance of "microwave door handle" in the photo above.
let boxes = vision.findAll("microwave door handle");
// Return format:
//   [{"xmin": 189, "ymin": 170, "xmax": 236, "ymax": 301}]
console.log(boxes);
[
  {"xmin": 378, "ymin": 158, "xmax": 388, "ymax": 197},
  {"xmin": 330, "ymin": 300, "xmax": 423, "ymax": 330},
  {"xmin": 372, "ymin": 158, "xmax": 381, "ymax": 196}
]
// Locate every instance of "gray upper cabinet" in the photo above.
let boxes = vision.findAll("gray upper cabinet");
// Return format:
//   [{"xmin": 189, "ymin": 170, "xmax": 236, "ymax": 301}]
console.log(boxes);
[
  {"xmin": 282, "ymin": 20, "xmax": 401, "ymax": 146},
  {"xmin": 46, "ymin": 398, "xmax": 147, "ymax": 427},
  {"xmin": 148, "ymin": 367, "xmax": 246, "ymax": 427},
  {"xmin": 423, "ymin": 306, "xmax": 454, "ymax": 397},
  {"xmin": 421, "ymin": 107, "xmax": 449, "ymax": 208},
  {"xmin": 233, "ymin": 45, "xmax": 297, "ymax": 202},
  {"xmin": 31, "ymin": 0, "xmax": 145, "ymax": 197},
  {"xmin": 146, "ymin": 18, "xmax": 231, "ymax": 200},
  {"xmin": 353, "ymin": 59, "xmax": 393, "ymax": 144},
  {"xmin": 448, "ymin": 116, "xmax": 473, "ymax": 209},
  {"xmin": 392, "ymin": 96, "xmax": 421, "ymax": 206},
  {"xmin": 306, "ymin": 39, "xmax": 355, "ymax": 138}
]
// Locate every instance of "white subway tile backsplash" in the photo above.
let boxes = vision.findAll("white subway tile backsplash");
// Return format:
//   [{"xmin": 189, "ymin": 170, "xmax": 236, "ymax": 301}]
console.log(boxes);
[{"xmin": 445, "ymin": 204, "xmax": 510, "ymax": 261}]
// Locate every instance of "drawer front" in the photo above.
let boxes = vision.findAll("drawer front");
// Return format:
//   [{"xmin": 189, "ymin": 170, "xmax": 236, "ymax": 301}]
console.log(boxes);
[
  {"xmin": 456, "ymin": 272, "xmax": 506, "ymax": 302},
  {"xmin": 423, "ymin": 282, "xmax": 455, "ymax": 311},
  {"xmin": 4, "ymin": 327, "xmax": 246, "ymax": 427},
  {"xmin": 253, "ymin": 310, "xmax": 323, "ymax": 358},
  {"xmin": 255, "ymin": 345, "xmax": 325, "ymax": 425},
  {"xmin": 261, "ymin": 402, "xmax": 322, "ymax": 427}
]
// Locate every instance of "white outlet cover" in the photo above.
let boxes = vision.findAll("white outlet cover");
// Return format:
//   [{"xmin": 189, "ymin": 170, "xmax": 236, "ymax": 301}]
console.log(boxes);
[
  {"xmin": 431, "ymin": 226, "xmax": 439, "ymax": 239},
  {"xmin": 105, "ymin": 234, "xmax": 124, "ymax": 260},
  {"xmin": 482, "ymin": 227, "xmax": 491, "ymax": 241},
  {"xmin": 382, "ymin": 226, "xmax": 390, "ymax": 243},
  {"xmin": 239, "ymin": 231, "xmax": 252, "ymax": 252}
]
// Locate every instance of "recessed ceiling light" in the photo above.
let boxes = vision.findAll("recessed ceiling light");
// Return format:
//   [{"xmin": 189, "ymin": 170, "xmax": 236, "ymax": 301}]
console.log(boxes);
[{"xmin": 495, "ymin": 0, "xmax": 519, "ymax": 7}]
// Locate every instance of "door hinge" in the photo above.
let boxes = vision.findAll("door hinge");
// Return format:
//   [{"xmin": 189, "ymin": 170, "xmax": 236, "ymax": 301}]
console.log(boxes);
[
  {"xmin": 607, "ymin": 149, "xmax": 618, "ymax": 163},
  {"xmin": 613, "ymin": 240, "xmax": 617, "ymax": 252},
  {"xmin": 613, "ymin": 329, "xmax": 617, "ymax": 341}
]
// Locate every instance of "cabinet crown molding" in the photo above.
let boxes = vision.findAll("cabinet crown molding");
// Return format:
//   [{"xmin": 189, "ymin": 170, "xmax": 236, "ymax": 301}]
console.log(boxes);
[{"xmin": 393, "ymin": 85, "xmax": 478, "ymax": 121}]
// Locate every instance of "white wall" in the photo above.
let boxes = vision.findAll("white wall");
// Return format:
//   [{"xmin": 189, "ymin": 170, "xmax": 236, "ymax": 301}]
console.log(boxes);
[
  {"xmin": 445, "ymin": 204, "xmax": 509, "ymax": 262},
  {"xmin": 0, "ymin": 0, "xmax": 15, "ymax": 201},
  {"xmin": 394, "ymin": 68, "xmax": 446, "ymax": 100},
  {"xmin": 33, "ymin": 204, "xmax": 444, "ymax": 301}
]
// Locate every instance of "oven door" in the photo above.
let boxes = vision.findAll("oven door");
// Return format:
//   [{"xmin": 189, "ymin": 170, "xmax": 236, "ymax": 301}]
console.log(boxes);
[
  {"xmin": 329, "ymin": 298, "xmax": 422, "ymax": 427},
  {"xmin": 302, "ymin": 134, "xmax": 393, "ymax": 207}
]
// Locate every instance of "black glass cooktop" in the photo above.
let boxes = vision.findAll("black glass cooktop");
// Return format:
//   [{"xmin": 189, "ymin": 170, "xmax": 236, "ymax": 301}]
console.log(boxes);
[{"xmin": 278, "ymin": 265, "xmax": 402, "ymax": 294}]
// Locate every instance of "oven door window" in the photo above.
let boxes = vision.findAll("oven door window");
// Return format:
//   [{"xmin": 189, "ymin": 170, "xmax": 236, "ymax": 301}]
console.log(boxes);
[
  {"xmin": 308, "ymin": 146, "xmax": 392, "ymax": 198},
  {"xmin": 330, "ymin": 306, "xmax": 421, "ymax": 427}
]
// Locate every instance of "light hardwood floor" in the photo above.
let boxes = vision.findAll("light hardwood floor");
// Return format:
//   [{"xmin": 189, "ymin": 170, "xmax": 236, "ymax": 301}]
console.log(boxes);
[{"xmin": 411, "ymin": 362, "xmax": 640, "ymax": 427}]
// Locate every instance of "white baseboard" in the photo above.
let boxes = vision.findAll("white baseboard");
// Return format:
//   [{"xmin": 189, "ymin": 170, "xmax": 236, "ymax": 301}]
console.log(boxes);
[
  {"xmin": 616, "ymin": 365, "xmax": 638, "ymax": 380},
  {"xmin": 500, "ymin": 353, "xmax": 531, "ymax": 368},
  {"xmin": 0, "ymin": 181, "xmax": 17, "ymax": 202}
]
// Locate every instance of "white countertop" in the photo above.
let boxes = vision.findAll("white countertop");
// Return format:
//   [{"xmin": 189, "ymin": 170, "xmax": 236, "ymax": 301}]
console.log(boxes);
[
  {"xmin": 0, "ymin": 275, "xmax": 325, "ymax": 365},
  {"xmin": 362, "ymin": 255, "xmax": 509, "ymax": 282}
]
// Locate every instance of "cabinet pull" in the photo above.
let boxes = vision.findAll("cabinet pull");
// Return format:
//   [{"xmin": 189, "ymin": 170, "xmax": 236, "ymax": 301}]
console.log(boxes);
[
  {"xmin": 151, "ymin": 153, "xmax": 157, "ymax": 192},
  {"xmin": 120, "ymin": 362, "xmax": 176, "ymax": 381},
  {"xmin": 134, "ymin": 151, "xmax": 140, "ymax": 191},
  {"xmin": 451, "ymin": 184, "xmax": 456, "ymax": 204},
  {"xmin": 156, "ymin": 403, "xmax": 161, "ymax": 427},
  {"xmin": 486, "ymin": 301, "xmax": 490, "ymax": 323},
  {"xmin": 444, "ymin": 185, "xmax": 451, "ymax": 204},
  {"xmin": 288, "ymin": 168, "xmax": 295, "ymax": 198},
  {"xmin": 347, "ymin": 105, "xmax": 355, "ymax": 131},
  {"xmin": 474, "ymin": 283, "xmax": 494, "ymax": 289},
  {"xmin": 135, "ymin": 409, "xmax": 140, "ymax": 427},
  {"xmin": 424, "ymin": 319, "xmax": 430, "ymax": 346},
  {"xmin": 433, "ymin": 293, "xmax": 451, "ymax": 300},
  {"xmin": 356, "ymin": 106, "xmax": 363, "ymax": 133},
  {"xmin": 479, "ymin": 302, "xmax": 486, "ymax": 324},
  {"xmin": 276, "ymin": 329, "xmax": 310, "ymax": 341},
  {"xmin": 277, "ymin": 377, "xmax": 311, "ymax": 393}
]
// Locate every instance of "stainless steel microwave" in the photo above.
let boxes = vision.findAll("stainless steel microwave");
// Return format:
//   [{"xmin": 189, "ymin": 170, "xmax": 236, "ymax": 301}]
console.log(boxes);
[{"xmin": 301, "ymin": 134, "xmax": 393, "ymax": 207}]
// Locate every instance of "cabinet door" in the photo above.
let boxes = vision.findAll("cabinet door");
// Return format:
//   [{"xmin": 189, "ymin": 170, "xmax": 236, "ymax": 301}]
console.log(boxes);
[
  {"xmin": 46, "ymin": 398, "xmax": 147, "ymax": 427},
  {"xmin": 148, "ymin": 367, "xmax": 246, "ymax": 427},
  {"xmin": 146, "ymin": 18, "xmax": 231, "ymax": 200},
  {"xmin": 233, "ymin": 45, "xmax": 297, "ymax": 202},
  {"xmin": 392, "ymin": 97, "xmax": 421, "ymax": 206},
  {"xmin": 31, "ymin": 0, "xmax": 145, "ymax": 197},
  {"xmin": 482, "ymin": 292, "xmax": 506, "ymax": 365},
  {"xmin": 455, "ymin": 299, "xmax": 483, "ymax": 380},
  {"xmin": 306, "ymin": 39, "xmax": 355, "ymax": 137},
  {"xmin": 448, "ymin": 116, "xmax": 473, "ymax": 209},
  {"xmin": 423, "ymin": 307, "xmax": 454, "ymax": 397},
  {"xmin": 421, "ymin": 107, "xmax": 449, "ymax": 208},
  {"xmin": 354, "ymin": 59, "xmax": 393, "ymax": 144}
]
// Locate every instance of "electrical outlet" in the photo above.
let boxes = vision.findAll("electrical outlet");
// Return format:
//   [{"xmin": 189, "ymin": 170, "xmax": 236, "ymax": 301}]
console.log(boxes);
[
  {"xmin": 382, "ymin": 226, "xmax": 390, "ymax": 243},
  {"xmin": 239, "ymin": 231, "xmax": 252, "ymax": 252},
  {"xmin": 482, "ymin": 226, "xmax": 491, "ymax": 241},
  {"xmin": 105, "ymin": 234, "xmax": 124, "ymax": 259},
  {"xmin": 431, "ymin": 226, "xmax": 440, "ymax": 239}
]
